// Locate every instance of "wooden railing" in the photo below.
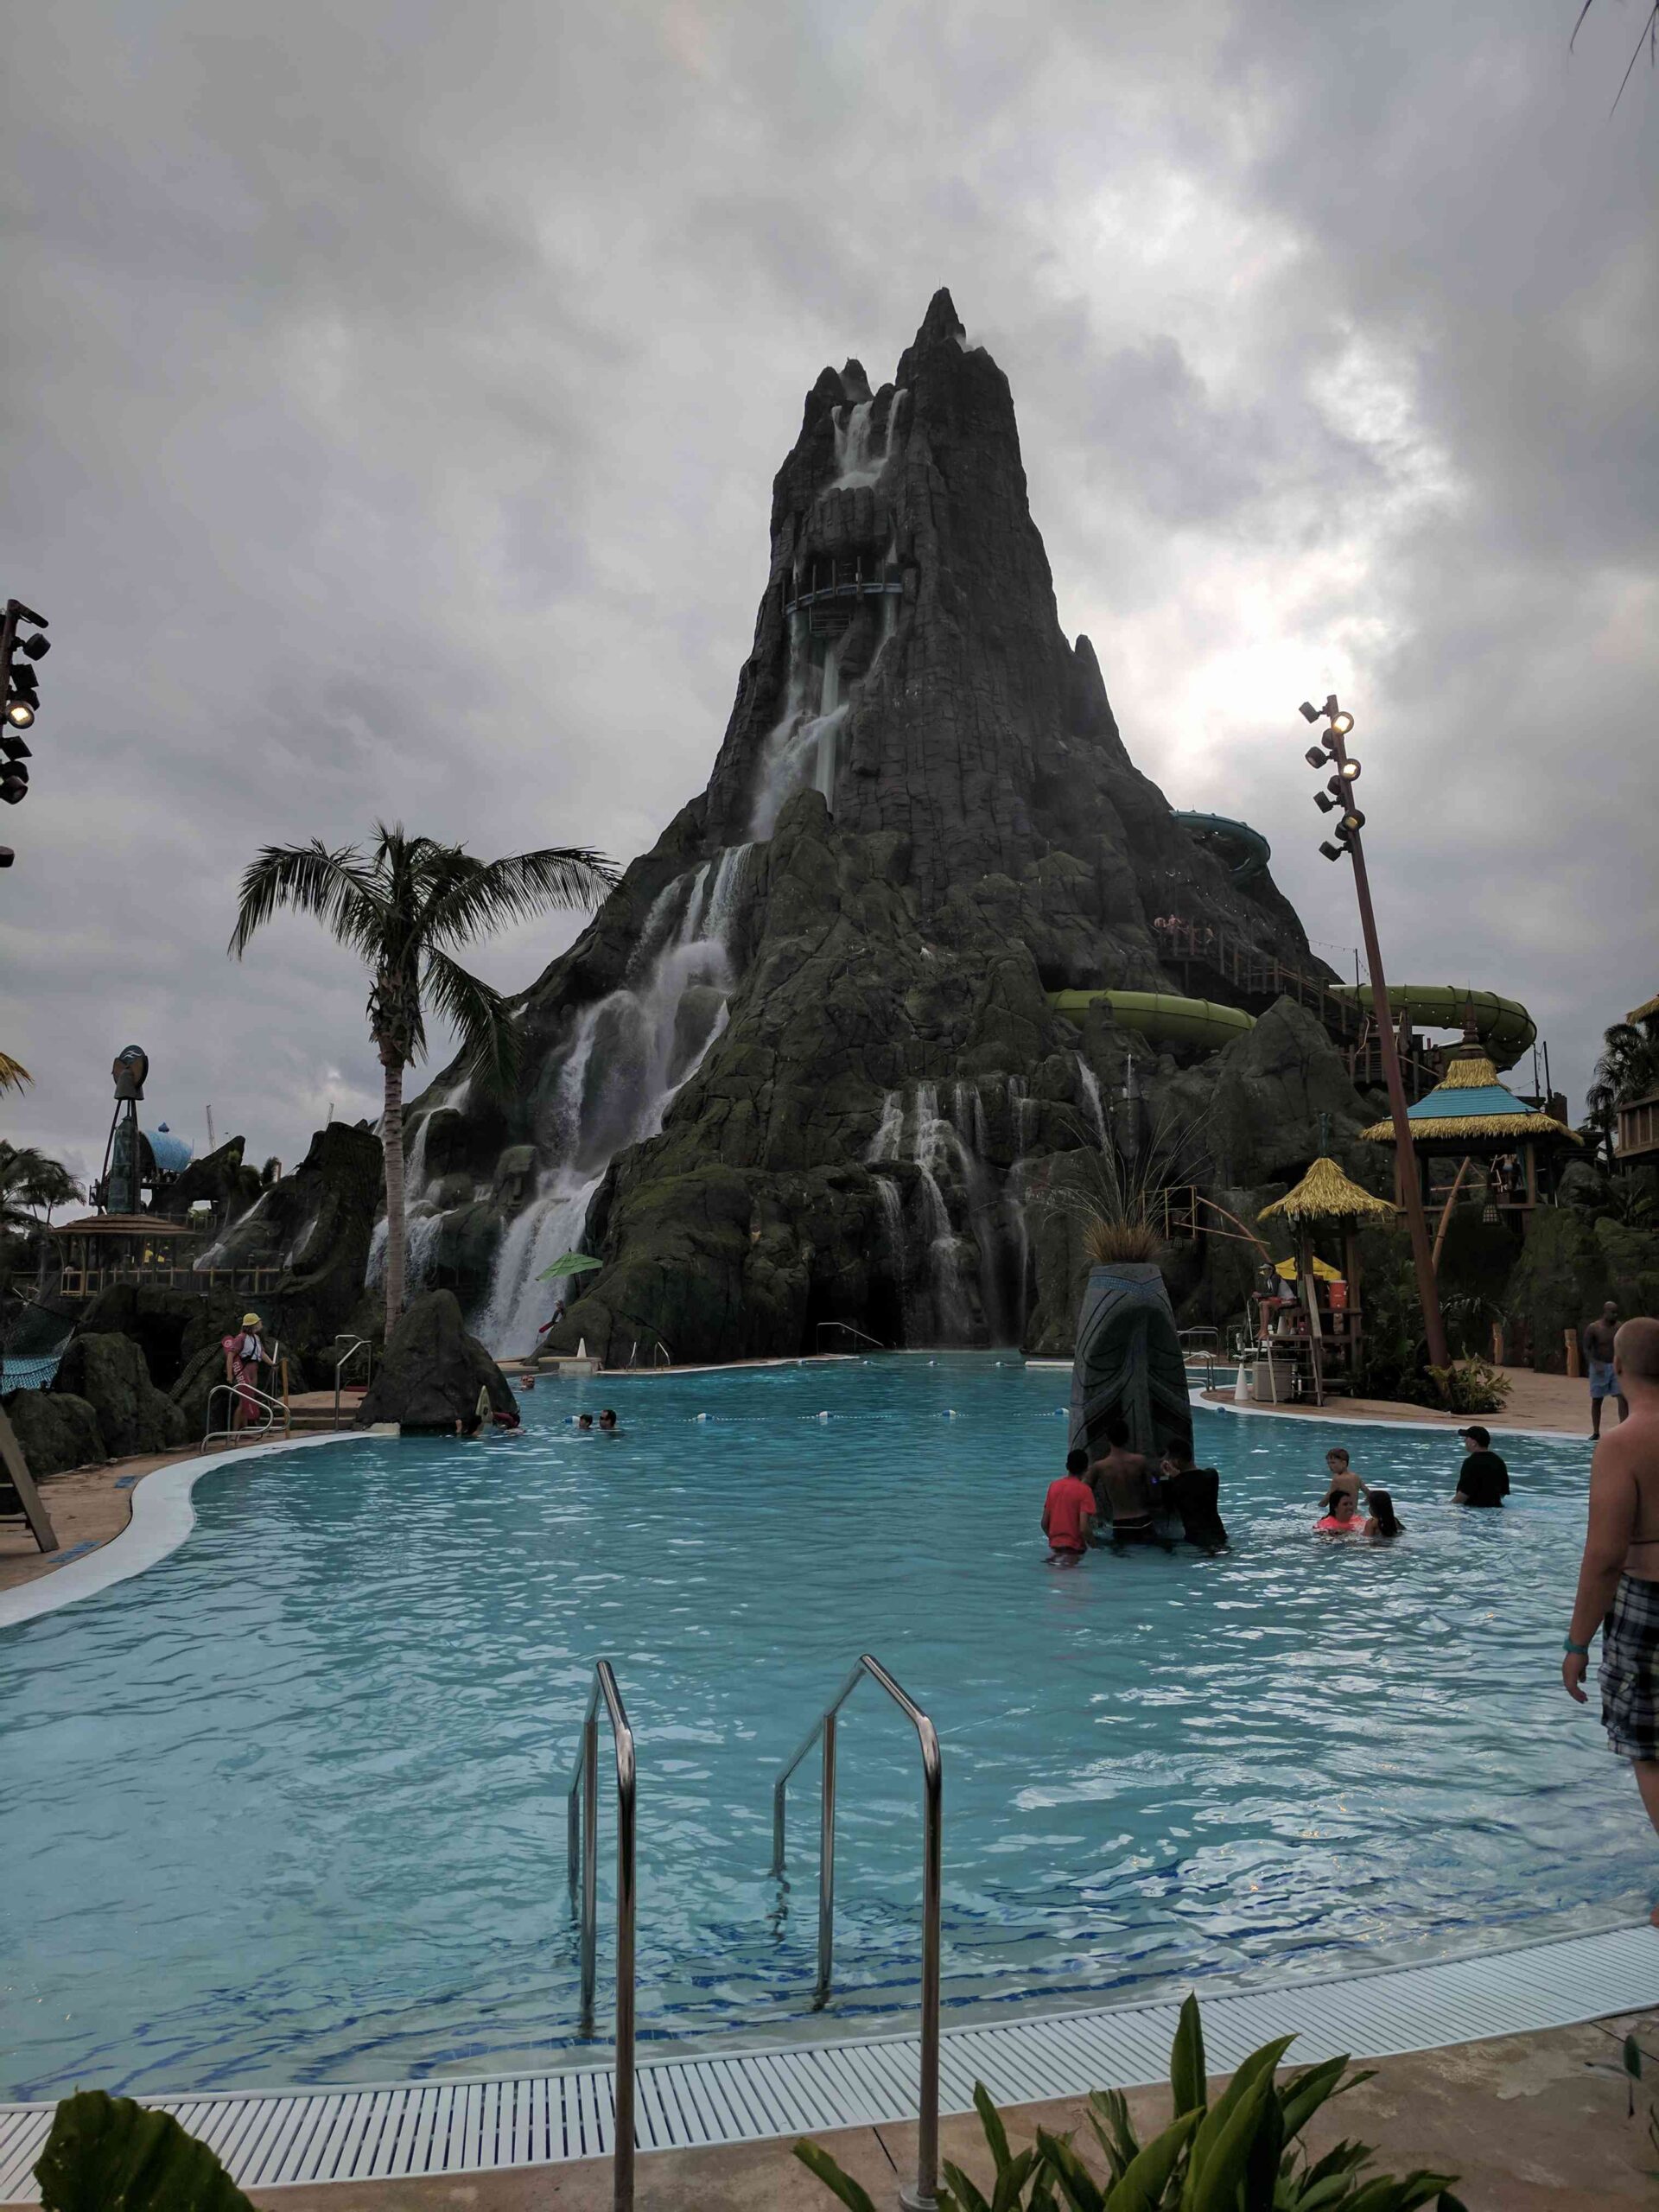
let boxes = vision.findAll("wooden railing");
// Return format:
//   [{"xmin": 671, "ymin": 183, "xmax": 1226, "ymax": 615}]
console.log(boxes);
[{"xmin": 56, "ymin": 1264, "xmax": 288, "ymax": 1300}]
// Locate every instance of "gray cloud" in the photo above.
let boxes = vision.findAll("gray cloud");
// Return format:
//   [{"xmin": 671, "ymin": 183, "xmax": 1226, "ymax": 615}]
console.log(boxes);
[{"xmin": 2, "ymin": 0, "xmax": 1655, "ymax": 1188}]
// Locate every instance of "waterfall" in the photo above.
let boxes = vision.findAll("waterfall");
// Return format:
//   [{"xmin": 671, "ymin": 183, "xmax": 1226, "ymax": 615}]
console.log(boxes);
[
  {"xmin": 753, "ymin": 703, "xmax": 848, "ymax": 841},
  {"xmin": 863, "ymin": 1079, "xmax": 1033, "ymax": 1347},
  {"xmin": 1007, "ymin": 1074, "xmax": 1039, "ymax": 1154},
  {"xmin": 1076, "ymin": 1056, "xmax": 1108, "ymax": 1147},
  {"xmin": 912, "ymin": 1084, "xmax": 975, "ymax": 1344},
  {"xmin": 833, "ymin": 399, "xmax": 878, "ymax": 486},
  {"xmin": 833, "ymin": 392, "xmax": 903, "ymax": 489},
  {"xmin": 474, "ymin": 852, "xmax": 745, "ymax": 1356},
  {"xmin": 363, "ymin": 1075, "xmax": 474, "ymax": 1292}
]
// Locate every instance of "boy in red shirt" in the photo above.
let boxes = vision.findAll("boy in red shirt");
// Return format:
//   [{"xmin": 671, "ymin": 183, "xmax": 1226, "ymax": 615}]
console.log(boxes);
[{"xmin": 1042, "ymin": 1449, "xmax": 1098, "ymax": 1566}]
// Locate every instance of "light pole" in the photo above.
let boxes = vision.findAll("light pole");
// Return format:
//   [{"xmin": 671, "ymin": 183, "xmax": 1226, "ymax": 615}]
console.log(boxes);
[{"xmin": 1300, "ymin": 694, "xmax": 1451, "ymax": 1376}]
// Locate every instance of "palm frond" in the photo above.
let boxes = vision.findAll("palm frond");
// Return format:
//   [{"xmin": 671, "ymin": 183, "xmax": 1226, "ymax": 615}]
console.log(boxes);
[
  {"xmin": 0, "ymin": 1050, "xmax": 31, "ymax": 1096},
  {"xmin": 227, "ymin": 841, "xmax": 389, "ymax": 962},
  {"xmin": 423, "ymin": 845, "xmax": 620, "ymax": 950},
  {"xmin": 422, "ymin": 947, "xmax": 519, "ymax": 1096}
]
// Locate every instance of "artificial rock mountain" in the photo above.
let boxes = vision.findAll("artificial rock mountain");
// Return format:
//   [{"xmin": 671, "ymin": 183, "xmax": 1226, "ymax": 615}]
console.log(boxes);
[{"xmin": 401, "ymin": 290, "xmax": 1370, "ymax": 1363}]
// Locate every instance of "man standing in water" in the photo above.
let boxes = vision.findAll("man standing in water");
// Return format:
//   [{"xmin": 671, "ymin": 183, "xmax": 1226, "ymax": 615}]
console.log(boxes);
[
  {"xmin": 1565, "ymin": 1317, "xmax": 1659, "ymax": 1913},
  {"xmin": 1088, "ymin": 1414, "xmax": 1172, "ymax": 1550},
  {"xmin": 1586, "ymin": 1302, "xmax": 1628, "ymax": 1439}
]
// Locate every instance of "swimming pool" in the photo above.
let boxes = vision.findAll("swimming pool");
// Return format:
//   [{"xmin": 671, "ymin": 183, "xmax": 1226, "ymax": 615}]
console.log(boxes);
[{"xmin": 0, "ymin": 1355, "xmax": 1639, "ymax": 2101}]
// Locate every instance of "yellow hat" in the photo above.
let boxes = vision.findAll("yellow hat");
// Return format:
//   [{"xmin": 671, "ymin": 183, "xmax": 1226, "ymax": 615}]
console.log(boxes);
[{"xmin": 242, "ymin": 1311, "xmax": 262, "ymax": 1326}]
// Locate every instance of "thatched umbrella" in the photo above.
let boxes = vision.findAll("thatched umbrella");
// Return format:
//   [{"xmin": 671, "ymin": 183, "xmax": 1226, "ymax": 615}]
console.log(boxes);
[{"xmin": 1259, "ymin": 1158, "xmax": 1395, "ymax": 1405}]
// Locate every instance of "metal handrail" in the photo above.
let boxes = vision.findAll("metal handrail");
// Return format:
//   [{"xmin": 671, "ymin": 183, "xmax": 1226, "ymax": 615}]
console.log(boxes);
[
  {"xmin": 814, "ymin": 1320, "xmax": 887, "ymax": 1354},
  {"xmin": 565, "ymin": 1661, "xmax": 637, "ymax": 2212},
  {"xmin": 772, "ymin": 1655, "xmax": 942, "ymax": 2212},
  {"xmin": 201, "ymin": 1377, "xmax": 289, "ymax": 1450},
  {"xmin": 332, "ymin": 1333, "xmax": 373, "ymax": 1427}
]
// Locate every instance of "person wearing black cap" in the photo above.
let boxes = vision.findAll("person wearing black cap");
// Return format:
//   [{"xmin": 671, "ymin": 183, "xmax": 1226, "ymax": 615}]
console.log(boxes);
[{"xmin": 1453, "ymin": 1425, "xmax": 1510, "ymax": 1508}]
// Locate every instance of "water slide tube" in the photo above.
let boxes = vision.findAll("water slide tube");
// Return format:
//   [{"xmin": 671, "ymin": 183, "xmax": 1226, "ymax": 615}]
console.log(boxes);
[
  {"xmin": 1048, "ymin": 989, "xmax": 1256, "ymax": 1051},
  {"xmin": 1327, "ymin": 985, "xmax": 1535, "ymax": 1071},
  {"xmin": 1171, "ymin": 811, "xmax": 1271, "ymax": 885}
]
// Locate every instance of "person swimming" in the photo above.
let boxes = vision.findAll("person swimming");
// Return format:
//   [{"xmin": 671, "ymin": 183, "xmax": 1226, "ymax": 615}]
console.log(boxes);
[
  {"xmin": 1363, "ymin": 1488, "xmax": 1403, "ymax": 1538},
  {"xmin": 574, "ymin": 1412, "xmax": 594, "ymax": 1433},
  {"xmin": 1319, "ymin": 1446, "xmax": 1365, "ymax": 1520},
  {"xmin": 598, "ymin": 1408, "xmax": 620, "ymax": 1434}
]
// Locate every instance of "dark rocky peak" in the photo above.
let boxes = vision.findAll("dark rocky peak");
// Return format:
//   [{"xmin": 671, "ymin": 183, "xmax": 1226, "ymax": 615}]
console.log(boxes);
[
  {"xmin": 918, "ymin": 286, "xmax": 965, "ymax": 343},
  {"xmin": 839, "ymin": 358, "xmax": 873, "ymax": 403}
]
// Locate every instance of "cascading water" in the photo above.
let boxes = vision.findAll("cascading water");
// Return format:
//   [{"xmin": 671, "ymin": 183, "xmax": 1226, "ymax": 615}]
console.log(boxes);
[
  {"xmin": 1076, "ymin": 1056, "xmax": 1108, "ymax": 1147},
  {"xmin": 866, "ymin": 1077, "xmax": 1034, "ymax": 1347},
  {"xmin": 832, "ymin": 388, "xmax": 905, "ymax": 490},
  {"xmin": 364, "ymin": 1077, "xmax": 473, "ymax": 1293},
  {"xmin": 474, "ymin": 854, "xmax": 747, "ymax": 1356}
]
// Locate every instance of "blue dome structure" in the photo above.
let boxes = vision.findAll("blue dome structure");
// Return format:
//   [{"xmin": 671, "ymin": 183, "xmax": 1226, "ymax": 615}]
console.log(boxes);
[{"xmin": 143, "ymin": 1122, "xmax": 194, "ymax": 1178}]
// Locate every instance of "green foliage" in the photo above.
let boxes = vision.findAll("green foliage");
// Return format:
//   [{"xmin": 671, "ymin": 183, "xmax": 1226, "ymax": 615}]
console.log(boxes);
[
  {"xmin": 228, "ymin": 823, "xmax": 618, "ymax": 1089},
  {"xmin": 794, "ymin": 1997, "xmax": 1461, "ymax": 2211},
  {"xmin": 36, "ymin": 2089, "xmax": 256, "ymax": 2211},
  {"xmin": 1586, "ymin": 1014, "xmax": 1659, "ymax": 1148},
  {"xmin": 1399, "ymin": 1357, "xmax": 1510, "ymax": 1416},
  {"xmin": 0, "ymin": 1139, "xmax": 80, "ymax": 1236}
]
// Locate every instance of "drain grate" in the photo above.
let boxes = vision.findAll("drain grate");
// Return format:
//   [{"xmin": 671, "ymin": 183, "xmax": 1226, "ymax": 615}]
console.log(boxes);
[{"xmin": 2, "ymin": 1922, "xmax": 1653, "ymax": 2200}]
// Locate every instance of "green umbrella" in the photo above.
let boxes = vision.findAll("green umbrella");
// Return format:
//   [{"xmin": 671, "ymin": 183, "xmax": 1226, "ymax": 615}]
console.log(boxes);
[{"xmin": 537, "ymin": 1252, "xmax": 603, "ymax": 1281}]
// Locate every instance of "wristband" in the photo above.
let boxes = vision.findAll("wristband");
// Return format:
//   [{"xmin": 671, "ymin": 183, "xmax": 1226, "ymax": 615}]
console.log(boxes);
[{"xmin": 1563, "ymin": 1637, "xmax": 1591, "ymax": 1656}]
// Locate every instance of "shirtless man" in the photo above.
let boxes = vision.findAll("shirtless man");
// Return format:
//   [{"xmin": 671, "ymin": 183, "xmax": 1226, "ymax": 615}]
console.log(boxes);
[
  {"xmin": 1585, "ymin": 1302, "xmax": 1628, "ymax": 1439},
  {"xmin": 1088, "ymin": 1413, "xmax": 1173, "ymax": 1551},
  {"xmin": 1564, "ymin": 1316, "xmax": 1659, "ymax": 1913}
]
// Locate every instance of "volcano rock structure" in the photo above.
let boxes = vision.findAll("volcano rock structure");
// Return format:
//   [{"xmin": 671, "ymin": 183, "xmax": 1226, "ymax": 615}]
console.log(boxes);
[{"xmin": 406, "ymin": 292, "xmax": 1341, "ymax": 1363}]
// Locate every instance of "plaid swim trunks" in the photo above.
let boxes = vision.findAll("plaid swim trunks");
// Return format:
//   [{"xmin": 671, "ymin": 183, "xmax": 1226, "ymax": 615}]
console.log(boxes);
[
  {"xmin": 1590, "ymin": 1358, "xmax": 1620, "ymax": 1401},
  {"xmin": 1603, "ymin": 1573, "xmax": 1659, "ymax": 1762}
]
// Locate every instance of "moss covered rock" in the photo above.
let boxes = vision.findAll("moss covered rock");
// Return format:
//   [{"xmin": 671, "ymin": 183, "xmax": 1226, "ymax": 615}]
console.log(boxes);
[
  {"xmin": 2, "ymin": 1388, "xmax": 106, "ymax": 1476},
  {"xmin": 54, "ymin": 1333, "xmax": 187, "ymax": 1457}
]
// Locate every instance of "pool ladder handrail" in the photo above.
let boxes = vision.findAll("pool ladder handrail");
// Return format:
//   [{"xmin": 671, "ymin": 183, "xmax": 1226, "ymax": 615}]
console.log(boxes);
[
  {"xmin": 331, "ymin": 1332, "xmax": 373, "ymax": 1426},
  {"xmin": 565, "ymin": 1660, "xmax": 637, "ymax": 2212},
  {"xmin": 201, "ymin": 1372, "xmax": 290, "ymax": 1450},
  {"xmin": 772, "ymin": 1653, "xmax": 943, "ymax": 2212},
  {"xmin": 814, "ymin": 1319, "xmax": 888, "ymax": 1354}
]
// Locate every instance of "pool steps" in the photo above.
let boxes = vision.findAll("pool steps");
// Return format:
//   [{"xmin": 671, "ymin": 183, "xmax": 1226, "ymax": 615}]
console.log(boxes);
[{"xmin": 2, "ymin": 1922, "xmax": 1652, "ymax": 2200}]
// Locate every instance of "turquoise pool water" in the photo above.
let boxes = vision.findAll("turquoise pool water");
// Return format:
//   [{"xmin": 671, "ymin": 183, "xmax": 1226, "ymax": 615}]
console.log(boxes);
[{"xmin": 0, "ymin": 1356, "xmax": 1641, "ymax": 2100}]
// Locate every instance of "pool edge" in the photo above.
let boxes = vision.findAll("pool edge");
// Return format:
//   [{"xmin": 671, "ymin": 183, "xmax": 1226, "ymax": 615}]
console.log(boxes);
[
  {"xmin": 2, "ymin": 1918, "xmax": 1652, "ymax": 2196},
  {"xmin": 0, "ymin": 1433, "xmax": 368, "ymax": 1632}
]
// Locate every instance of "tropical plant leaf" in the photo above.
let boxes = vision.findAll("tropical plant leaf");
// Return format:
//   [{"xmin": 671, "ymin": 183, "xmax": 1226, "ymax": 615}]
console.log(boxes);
[
  {"xmin": 1275, "ymin": 2055, "xmax": 1360, "ymax": 2140},
  {"xmin": 36, "ymin": 2089, "xmax": 256, "ymax": 2211},
  {"xmin": 976, "ymin": 2077, "xmax": 1014, "ymax": 2176},
  {"xmin": 992, "ymin": 2149, "xmax": 1041, "ymax": 2212},
  {"xmin": 1100, "ymin": 2106, "xmax": 1199, "ymax": 2209},
  {"xmin": 1169, "ymin": 1993, "xmax": 1206, "ymax": 2116},
  {"xmin": 1180, "ymin": 2065, "xmax": 1279, "ymax": 2212},
  {"xmin": 1034, "ymin": 2127, "xmax": 1105, "ymax": 2212},
  {"xmin": 1085, "ymin": 2088, "xmax": 1141, "ymax": 2176},
  {"xmin": 941, "ymin": 2158, "xmax": 992, "ymax": 2212},
  {"xmin": 1182, "ymin": 2036, "xmax": 1293, "ymax": 2203},
  {"xmin": 792, "ymin": 2136, "xmax": 883, "ymax": 2212}
]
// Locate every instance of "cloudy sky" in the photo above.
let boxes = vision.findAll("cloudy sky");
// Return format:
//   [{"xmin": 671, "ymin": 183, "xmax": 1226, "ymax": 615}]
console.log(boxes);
[{"xmin": 3, "ymin": 0, "xmax": 1654, "ymax": 1186}]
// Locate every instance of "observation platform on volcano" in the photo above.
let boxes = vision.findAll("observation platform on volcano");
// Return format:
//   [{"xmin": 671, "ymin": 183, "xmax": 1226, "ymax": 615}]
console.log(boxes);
[{"xmin": 782, "ymin": 550, "xmax": 903, "ymax": 637}]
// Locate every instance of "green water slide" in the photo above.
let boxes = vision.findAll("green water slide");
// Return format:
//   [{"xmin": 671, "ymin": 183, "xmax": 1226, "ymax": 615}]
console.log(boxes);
[
  {"xmin": 1049, "ymin": 988, "xmax": 1256, "ymax": 1050},
  {"xmin": 1172, "ymin": 811, "xmax": 1271, "ymax": 884},
  {"xmin": 1328, "ymin": 985, "xmax": 1535, "ymax": 1071}
]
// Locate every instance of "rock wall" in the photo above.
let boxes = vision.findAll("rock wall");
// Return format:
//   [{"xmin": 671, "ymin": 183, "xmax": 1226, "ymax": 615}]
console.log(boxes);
[{"xmin": 397, "ymin": 293, "xmax": 1346, "ymax": 1364}]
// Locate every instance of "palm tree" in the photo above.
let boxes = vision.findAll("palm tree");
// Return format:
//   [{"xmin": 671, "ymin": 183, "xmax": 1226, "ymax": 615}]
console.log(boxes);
[
  {"xmin": 0, "ymin": 1141, "xmax": 79, "ymax": 1235},
  {"xmin": 1586, "ymin": 1011, "xmax": 1659, "ymax": 1163},
  {"xmin": 230, "ymin": 823, "xmax": 618, "ymax": 1327}
]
